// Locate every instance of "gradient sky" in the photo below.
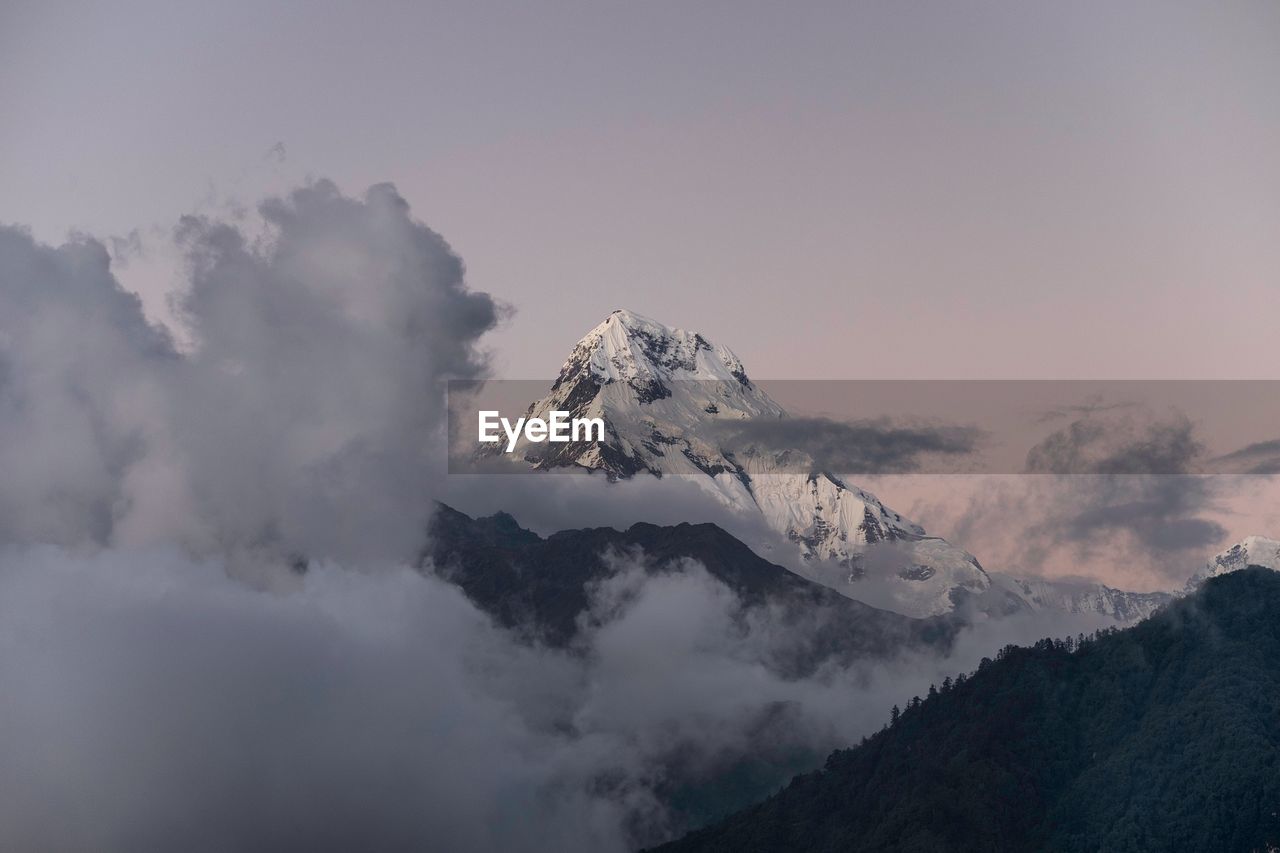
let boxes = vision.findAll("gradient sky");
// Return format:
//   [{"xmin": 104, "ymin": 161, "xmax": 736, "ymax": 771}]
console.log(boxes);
[
  {"xmin": 4, "ymin": 9, "xmax": 1280, "ymax": 844},
  {"xmin": 3, "ymin": 0, "xmax": 1278, "ymax": 381}
]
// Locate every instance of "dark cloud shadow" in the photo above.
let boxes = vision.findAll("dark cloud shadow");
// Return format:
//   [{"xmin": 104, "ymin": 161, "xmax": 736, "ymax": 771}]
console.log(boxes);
[{"xmin": 708, "ymin": 416, "xmax": 983, "ymax": 475}]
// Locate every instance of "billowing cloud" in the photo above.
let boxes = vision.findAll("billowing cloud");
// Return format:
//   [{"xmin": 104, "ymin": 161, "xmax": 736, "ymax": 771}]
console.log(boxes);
[
  {"xmin": 1022, "ymin": 411, "xmax": 1226, "ymax": 556},
  {"xmin": 169, "ymin": 181, "xmax": 501, "ymax": 563},
  {"xmin": 0, "ymin": 226, "xmax": 178, "ymax": 547},
  {"xmin": 1024, "ymin": 412, "xmax": 1203, "ymax": 476},
  {"xmin": 0, "ymin": 180, "xmax": 501, "ymax": 564},
  {"xmin": 854, "ymin": 408, "xmax": 1254, "ymax": 590}
]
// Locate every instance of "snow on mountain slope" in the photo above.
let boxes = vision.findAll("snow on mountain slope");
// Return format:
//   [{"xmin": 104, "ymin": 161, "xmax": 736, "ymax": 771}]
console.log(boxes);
[
  {"xmin": 997, "ymin": 535, "xmax": 1280, "ymax": 624},
  {"xmin": 1186, "ymin": 535, "xmax": 1280, "ymax": 591},
  {"xmin": 1000, "ymin": 536, "xmax": 1280, "ymax": 623},
  {"xmin": 506, "ymin": 309, "xmax": 993, "ymax": 618},
  {"xmin": 508, "ymin": 310, "xmax": 783, "ymax": 494},
  {"xmin": 991, "ymin": 574, "xmax": 1172, "ymax": 623}
]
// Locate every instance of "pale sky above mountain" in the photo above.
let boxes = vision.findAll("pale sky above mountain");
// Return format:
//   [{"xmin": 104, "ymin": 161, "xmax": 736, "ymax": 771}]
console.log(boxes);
[
  {"xmin": 3, "ymin": 0, "xmax": 1278, "ymax": 380},
  {"xmin": 4, "ymin": 7, "xmax": 1280, "ymax": 845}
]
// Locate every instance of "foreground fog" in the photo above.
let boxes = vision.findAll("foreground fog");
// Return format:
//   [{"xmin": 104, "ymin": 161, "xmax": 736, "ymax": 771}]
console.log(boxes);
[{"xmin": 0, "ymin": 545, "xmax": 1108, "ymax": 852}]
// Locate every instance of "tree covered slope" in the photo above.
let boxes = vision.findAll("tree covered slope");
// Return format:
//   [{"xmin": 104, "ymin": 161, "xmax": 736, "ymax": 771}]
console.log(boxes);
[{"xmin": 654, "ymin": 568, "xmax": 1280, "ymax": 853}]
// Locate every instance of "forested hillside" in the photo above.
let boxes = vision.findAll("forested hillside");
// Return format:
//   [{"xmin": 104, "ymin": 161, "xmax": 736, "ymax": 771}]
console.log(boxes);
[{"xmin": 655, "ymin": 568, "xmax": 1280, "ymax": 853}]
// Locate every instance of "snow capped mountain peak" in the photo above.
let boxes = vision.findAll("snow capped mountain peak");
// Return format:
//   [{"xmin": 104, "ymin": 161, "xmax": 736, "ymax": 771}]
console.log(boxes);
[
  {"xmin": 1187, "ymin": 535, "xmax": 1280, "ymax": 590},
  {"xmin": 563, "ymin": 308, "xmax": 753, "ymax": 391},
  {"xmin": 519, "ymin": 310, "xmax": 783, "ymax": 479},
  {"xmin": 509, "ymin": 310, "xmax": 993, "ymax": 617},
  {"xmin": 487, "ymin": 310, "xmax": 1245, "ymax": 623}
]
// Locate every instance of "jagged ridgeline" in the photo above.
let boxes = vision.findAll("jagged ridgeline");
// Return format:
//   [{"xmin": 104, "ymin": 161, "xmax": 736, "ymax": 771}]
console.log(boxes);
[
  {"xmin": 425, "ymin": 504, "xmax": 956, "ymax": 673},
  {"xmin": 497, "ymin": 309, "xmax": 995, "ymax": 619},
  {"xmin": 482, "ymin": 309, "xmax": 1178, "ymax": 623},
  {"xmin": 650, "ymin": 568, "xmax": 1280, "ymax": 853}
]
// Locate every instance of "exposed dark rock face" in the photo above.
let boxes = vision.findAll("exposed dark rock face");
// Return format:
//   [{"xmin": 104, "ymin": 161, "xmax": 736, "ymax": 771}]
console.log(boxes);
[{"xmin": 424, "ymin": 504, "xmax": 956, "ymax": 674}]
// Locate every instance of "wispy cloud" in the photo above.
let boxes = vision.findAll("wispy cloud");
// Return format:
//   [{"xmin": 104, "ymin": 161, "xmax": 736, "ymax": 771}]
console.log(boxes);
[{"xmin": 710, "ymin": 415, "xmax": 983, "ymax": 474}]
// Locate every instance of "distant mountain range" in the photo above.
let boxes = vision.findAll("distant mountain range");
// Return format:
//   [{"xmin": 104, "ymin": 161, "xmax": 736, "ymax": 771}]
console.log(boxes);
[
  {"xmin": 491, "ymin": 309, "xmax": 1242, "ymax": 622},
  {"xmin": 438, "ymin": 310, "xmax": 1280, "ymax": 850},
  {"xmin": 988, "ymin": 573, "xmax": 1172, "ymax": 623},
  {"xmin": 495, "ymin": 309, "xmax": 995, "ymax": 618},
  {"xmin": 423, "ymin": 501, "xmax": 1280, "ymax": 850},
  {"xmin": 650, "ymin": 566, "xmax": 1280, "ymax": 853}
]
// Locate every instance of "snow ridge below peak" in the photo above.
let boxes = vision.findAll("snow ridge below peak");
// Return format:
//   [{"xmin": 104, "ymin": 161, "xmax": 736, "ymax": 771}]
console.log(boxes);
[{"xmin": 513, "ymin": 310, "xmax": 993, "ymax": 618}]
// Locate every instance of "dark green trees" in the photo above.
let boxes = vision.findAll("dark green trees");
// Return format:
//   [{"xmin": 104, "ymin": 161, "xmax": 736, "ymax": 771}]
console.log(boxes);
[{"xmin": 654, "ymin": 568, "xmax": 1280, "ymax": 853}]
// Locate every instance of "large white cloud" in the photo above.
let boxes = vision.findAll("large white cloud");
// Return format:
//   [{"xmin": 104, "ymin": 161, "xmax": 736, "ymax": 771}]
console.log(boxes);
[{"xmin": 0, "ymin": 180, "xmax": 500, "ymax": 564}]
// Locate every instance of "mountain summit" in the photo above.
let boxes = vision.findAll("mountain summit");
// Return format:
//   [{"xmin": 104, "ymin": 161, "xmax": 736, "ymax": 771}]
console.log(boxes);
[
  {"xmin": 509, "ymin": 309, "xmax": 784, "ymax": 478},
  {"xmin": 506, "ymin": 309, "xmax": 995, "ymax": 618}
]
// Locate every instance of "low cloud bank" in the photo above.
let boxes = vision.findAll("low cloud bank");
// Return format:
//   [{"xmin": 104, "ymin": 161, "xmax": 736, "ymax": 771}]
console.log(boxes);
[{"xmin": 0, "ymin": 545, "xmax": 1109, "ymax": 853}]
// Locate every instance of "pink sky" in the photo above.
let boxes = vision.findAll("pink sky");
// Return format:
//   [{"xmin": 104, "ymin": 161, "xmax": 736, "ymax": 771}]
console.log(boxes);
[{"xmin": 4, "ymin": 0, "xmax": 1277, "ymax": 590}]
